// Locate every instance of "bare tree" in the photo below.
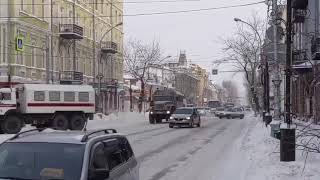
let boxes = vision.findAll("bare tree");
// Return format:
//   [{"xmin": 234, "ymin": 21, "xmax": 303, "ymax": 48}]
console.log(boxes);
[
  {"xmin": 222, "ymin": 80, "xmax": 238, "ymax": 103},
  {"xmin": 124, "ymin": 40, "xmax": 162, "ymax": 112},
  {"xmin": 218, "ymin": 15, "xmax": 265, "ymax": 114}
]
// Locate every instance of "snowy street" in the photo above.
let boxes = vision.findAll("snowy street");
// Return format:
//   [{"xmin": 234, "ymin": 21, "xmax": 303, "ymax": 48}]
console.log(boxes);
[
  {"xmin": 89, "ymin": 112, "xmax": 258, "ymax": 180},
  {"xmin": 88, "ymin": 112, "xmax": 320, "ymax": 180},
  {"xmin": 0, "ymin": 112, "xmax": 319, "ymax": 180}
]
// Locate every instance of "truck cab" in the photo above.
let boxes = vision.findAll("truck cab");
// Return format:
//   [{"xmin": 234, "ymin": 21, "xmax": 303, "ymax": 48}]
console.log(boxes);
[{"xmin": 0, "ymin": 88, "xmax": 17, "ymax": 116}]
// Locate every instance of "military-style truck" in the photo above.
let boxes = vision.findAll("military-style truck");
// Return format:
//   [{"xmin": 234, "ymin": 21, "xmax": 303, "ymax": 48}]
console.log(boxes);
[{"xmin": 149, "ymin": 89, "xmax": 184, "ymax": 124}]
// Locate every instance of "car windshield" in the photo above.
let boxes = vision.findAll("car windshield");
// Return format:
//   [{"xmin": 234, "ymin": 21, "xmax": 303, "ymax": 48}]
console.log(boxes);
[
  {"xmin": 154, "ymin": 96, "xmax": 173, "ymax": 101},
  {"xmin": 216, "ymin": 107, "xmax": 224, "ymax": 111},
  {"xmin": 174, "ymin": 108, "xmax": 193, "ymax": 114},
  {"xmin": 0, "ymin": 143, "xmax": 85, "ymax": 180}
]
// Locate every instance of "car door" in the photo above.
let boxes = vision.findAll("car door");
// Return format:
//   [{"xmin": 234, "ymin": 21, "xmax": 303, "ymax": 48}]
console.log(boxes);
[
  {"xmin": 119, "ymin": 137, "xmax": 139, "ymax": 180},
  {"xmin": 88, "ymin": 142, "xmax": 110, "ymax": 180},
  {"xmin": 103, "ymin": 138, "xmax": 130, "ymax": 180},
  {"xmin": 194, "ymin": 109, "xmax": 200, "ymax": 124}
]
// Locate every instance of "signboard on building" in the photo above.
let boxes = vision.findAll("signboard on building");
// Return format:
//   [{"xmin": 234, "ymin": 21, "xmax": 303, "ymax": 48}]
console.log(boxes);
[{"xmin": 212, "ymin": 69, "xmax": 218, "ymax": 75}]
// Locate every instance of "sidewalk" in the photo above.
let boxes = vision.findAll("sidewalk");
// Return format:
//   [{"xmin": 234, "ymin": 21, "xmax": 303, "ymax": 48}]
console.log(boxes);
[{"xmin": 243, "ymin": 118, "xmax": 320, "ymax": 180}]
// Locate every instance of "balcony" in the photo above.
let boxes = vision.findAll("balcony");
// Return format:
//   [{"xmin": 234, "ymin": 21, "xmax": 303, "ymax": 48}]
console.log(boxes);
[
  {"xmin": 311, "ymin": 37, "xmax": 320, "ymax": 60},
  {"xmin": 293, "ymin": 9, "xmax": 307, "ymax": 23},
  {"xmin": 59, "ymin": 24, "xmax": 84, "ymax": 39},
  {"xmin": 101, "ymin": 41, "xmax": 118, "ymax": 54},
  {"xmin": 59, "ymin": 71, "xmax": 84, "ymax": 84},
  {"xmin": 292, "ymin": 49, "xmax": 307, "ymax": 64},
  {"xmin": 292, "ymin": 0, "xmax": 308, "ymax": 10}
]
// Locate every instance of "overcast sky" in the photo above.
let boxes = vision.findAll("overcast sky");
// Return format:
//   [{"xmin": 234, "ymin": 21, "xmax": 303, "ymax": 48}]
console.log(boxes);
[{"xmin": 124, "ymin": 0, "xmax": 267, "ymax": 102}]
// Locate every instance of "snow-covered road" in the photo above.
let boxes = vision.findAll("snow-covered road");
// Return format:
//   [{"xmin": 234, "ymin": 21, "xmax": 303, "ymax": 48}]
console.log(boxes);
[
  {"xmin": 1, "ymin": 111, "xmax": 318, "ymax": 179},
  {"xmin": 87, "ymin": 112, "xmax": 257, "ymax": 180}
]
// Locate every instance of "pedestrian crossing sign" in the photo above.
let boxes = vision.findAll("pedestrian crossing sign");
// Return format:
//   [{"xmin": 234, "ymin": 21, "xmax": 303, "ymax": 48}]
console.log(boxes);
[{"xmin": 16, "ymin": 36, "xmax": 24, "ymax": 52}]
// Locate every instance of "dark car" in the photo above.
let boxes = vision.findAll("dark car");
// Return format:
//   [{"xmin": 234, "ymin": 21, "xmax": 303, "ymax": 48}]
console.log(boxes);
[
  {"xmin": 169, "ymin": 107, "xmax": 201, "ymax": 128},
  {"xmin": 0, "ymin": 129, "xmax": 139, "ymax": 180}
]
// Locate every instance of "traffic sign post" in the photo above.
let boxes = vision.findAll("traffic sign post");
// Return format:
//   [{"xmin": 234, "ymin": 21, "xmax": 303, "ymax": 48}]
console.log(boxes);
[{"xmin": 16, "ymin": 36, "xmax": 24, "ymax": 52}]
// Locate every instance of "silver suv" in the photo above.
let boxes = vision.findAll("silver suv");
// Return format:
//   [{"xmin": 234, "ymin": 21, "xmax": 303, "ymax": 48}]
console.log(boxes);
[
  {"xmin": 0, "ymin": 129, "xmax": 139, "ymax": 180},
  {"xmin": 169, "ymin": 107, "xmax": 201, "ymax": 128}
]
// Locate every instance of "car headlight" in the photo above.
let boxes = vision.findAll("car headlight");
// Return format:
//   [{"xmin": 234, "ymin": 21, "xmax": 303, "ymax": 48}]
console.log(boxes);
[
  {"xmin": 150, "ymin": 111, "xmax": 153, "ymax": 114},
  {"xmin": 166, "ymin": 111, "xmax": 170, "ymax": 114},
  {"xmin": 170, "ymin": 116, "xmax": 174, "ymax": 120},
  {"xmin": 186, "ymin": 117, "xmax": 191, "ymax": 120}
]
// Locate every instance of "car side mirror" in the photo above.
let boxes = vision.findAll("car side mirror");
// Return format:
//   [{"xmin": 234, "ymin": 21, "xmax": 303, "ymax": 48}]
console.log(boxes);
[{"xmin": 89, "ymin": 169, "xmax": 110, "ymax": 180}]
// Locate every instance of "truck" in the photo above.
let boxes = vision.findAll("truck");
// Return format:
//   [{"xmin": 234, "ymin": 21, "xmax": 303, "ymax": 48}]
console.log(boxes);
[
  {"xmin": 0, "ymin": 84, "xmax": 95, "ymax": 134},
  {"xmin": 149, "ymin": 89, "xmax": 184, "ymax": 124}
]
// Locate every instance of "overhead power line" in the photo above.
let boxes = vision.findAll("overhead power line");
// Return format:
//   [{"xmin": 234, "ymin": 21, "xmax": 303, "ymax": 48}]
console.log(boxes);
[
  {"xmin": 0, "ymin": 1, "xmax": 265, "ymax": 19},
  {"xmin": 0, "ymin": 0, "xmax": 201, "ymax": 5}
]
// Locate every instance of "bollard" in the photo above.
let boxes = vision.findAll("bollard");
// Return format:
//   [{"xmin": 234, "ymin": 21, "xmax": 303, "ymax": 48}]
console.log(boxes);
[{"xmin": 280, "ymin": 124, "xmax": 296, "ymax": 162}]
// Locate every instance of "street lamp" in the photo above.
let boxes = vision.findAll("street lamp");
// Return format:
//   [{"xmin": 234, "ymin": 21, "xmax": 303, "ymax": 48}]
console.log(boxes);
[
  {"xmin": 97, "ymin": 22, "xmax": 123, "ymax": 112},
  {"xmin": 234, "ymin": 17, "xmax": 267, "ymax": 115}
]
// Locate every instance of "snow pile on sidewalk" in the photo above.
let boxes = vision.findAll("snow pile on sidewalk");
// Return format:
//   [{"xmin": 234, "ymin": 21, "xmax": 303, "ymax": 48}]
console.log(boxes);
[
  {"xmin": 243, "ymin": 119, "xmax": 320, "ymax": 180},
  {"xmin": 88, "ymin": 111, "xmax": 149, "ymax": 130}
]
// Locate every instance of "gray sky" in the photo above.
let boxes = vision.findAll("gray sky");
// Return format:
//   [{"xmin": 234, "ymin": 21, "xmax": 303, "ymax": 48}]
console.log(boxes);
[{"xmin": 124, "ymin": 0, "xmax": 267, "ymax": 102}]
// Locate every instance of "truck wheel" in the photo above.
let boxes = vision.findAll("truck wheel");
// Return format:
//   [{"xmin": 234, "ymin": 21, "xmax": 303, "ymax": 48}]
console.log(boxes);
[
  {"xmin": 149, "ymin": 117, "xmax": 155, "ymax": 124},
  {"xmin": 156, "ymin": 119, "xmax": 162, "ymax": 123},
  {"xmin": 169, "ymin": 123, "xmax": 174, "ymax": 128},
  {"xmin": 197, "ymin": 120, "xmax": 201, "ymax": 127},
  {"xmin": 52, "ymin": 114, "xmax": 69, "ymax": 130},
  {"xmin": 1, "ymin": 115, "xmax": 23, "ymax": 134},
  {"xmin": 189, "ymin": 120, "xmax": 194, "ymax": 128},
  {"xmin": 69, "ymin": 115, "xmax": 86, "ymax": 130}
]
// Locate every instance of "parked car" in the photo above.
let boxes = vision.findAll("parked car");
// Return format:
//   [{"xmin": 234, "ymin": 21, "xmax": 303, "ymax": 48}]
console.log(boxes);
[
  {"xmin": 169, "ymin": 107, "xmax": 201, "ymax": 128},
  {"xmin": 0, "ymin": 128, "xmax": 139, "ymax": 180}
]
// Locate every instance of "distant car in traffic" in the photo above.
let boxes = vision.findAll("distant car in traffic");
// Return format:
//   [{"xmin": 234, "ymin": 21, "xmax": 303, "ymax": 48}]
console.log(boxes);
[
  {"xmin": 215, "ymin": 107, "xmax": 225, "ymax": 116},
  {"xmin": 169, "ymin": 107, "xmax": 201, "ymax": 128},
  {"xmin": 0, "ymin": 128, "xmax": 139, "ymax": 180},
  {"xmin": 196, "ymin": 107, "xmax": 207, "ymax": 116},
  {"xmin": 216, "ymin": 107, "xmax": 244, "ymax": 119}
]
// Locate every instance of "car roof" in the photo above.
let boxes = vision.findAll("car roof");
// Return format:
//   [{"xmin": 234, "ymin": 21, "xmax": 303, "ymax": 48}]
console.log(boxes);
[{"xmin": 5, "ymin": 129, "xmax": 123, "ymax": 144}]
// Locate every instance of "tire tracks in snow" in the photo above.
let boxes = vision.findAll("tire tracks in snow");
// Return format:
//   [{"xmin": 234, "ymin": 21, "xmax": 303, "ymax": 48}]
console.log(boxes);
[
  {"xmin": 147, "ymin": 121, "xmax": 230, "ymax": 180},
  {"xmin": 137, "ymin": 119, "xmax": 226, "ymax": 164}
]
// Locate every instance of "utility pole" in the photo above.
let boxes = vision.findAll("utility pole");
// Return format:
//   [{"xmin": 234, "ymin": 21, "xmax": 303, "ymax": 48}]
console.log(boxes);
[
  {"xmin": 72, "ymin": 0, "xmax": 76, "ymax": 73},
  {"xmin": 92, "ymin": 2, "xmax": 96, "ymax": 84},
  {"xmin": 48, "ymin": 0, "xmax": 53, "ymax": 84},
  {"xmin": 280, "ymin": 0, "xmax": 295, "ymax": 162},
  {"xmin": 272, "ymin": 0, "xmax": 281, "ymax": 120}
]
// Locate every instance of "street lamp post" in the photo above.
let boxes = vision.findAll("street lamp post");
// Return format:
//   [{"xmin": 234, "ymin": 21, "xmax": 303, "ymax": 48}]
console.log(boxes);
[
  {"xmin": 234, "ymin": 18, "xmax": 268, "ymax": 116},
  {"xmin": 97, "ymin": 22, "xmax": 123, "ymax": 112}
]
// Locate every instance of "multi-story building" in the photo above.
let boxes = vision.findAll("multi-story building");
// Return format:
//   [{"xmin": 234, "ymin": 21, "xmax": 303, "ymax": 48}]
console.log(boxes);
[
  {"xmin": 190, "ymin": 63, "xmax": 209, "ymax": 106},
  {"xmin": 290, "ymin": 0, "xmax": 319, "ymax": 123},
  {"xmin": 0, "ymin": 0, "xmax": 124, "ymax": 113}
]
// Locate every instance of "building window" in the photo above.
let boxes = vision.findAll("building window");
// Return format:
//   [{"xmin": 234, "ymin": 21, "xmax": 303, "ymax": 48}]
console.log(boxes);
[
  {"xmin": 101, "ymin": 0, "xmax": 104, "ymax": 14},
  {"xmin": 42, "ymin": 51, "xmax": 46, "ymax": 68},
  {"xmin": 0, "ymin": 93, "xmax": 11, "ymax": 100},
  {"xmin": 95, "ymin": 0, "xmax": 98, "ymax": 10},
  {"xmin": 20, "ymin": 0, "xmax": 25, "ymax": 11},
  {"xmin": 49, "ymin": 91, "xmax": 60, "ymax": 101},
  {"xmin": 32, "ymin": 0, "xmax": 35, "ymax": 15},
  {"xmin": 79, "ymin": 92, "xmax": 89, "ymax": 102},
  {"xmin": 34, "ymin": 91, "xmax": 45, "ymax": 101},
  {"xmin": 42, "ymin": 0, "xmax": 45, "ymax": 19},
  {"xmin": 64, "ymin": 92, "xmax": 75, "ymax": 102},
  {"xmin": 2, "ymin": 29, "xmax": 6, "ymax": 63}
]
